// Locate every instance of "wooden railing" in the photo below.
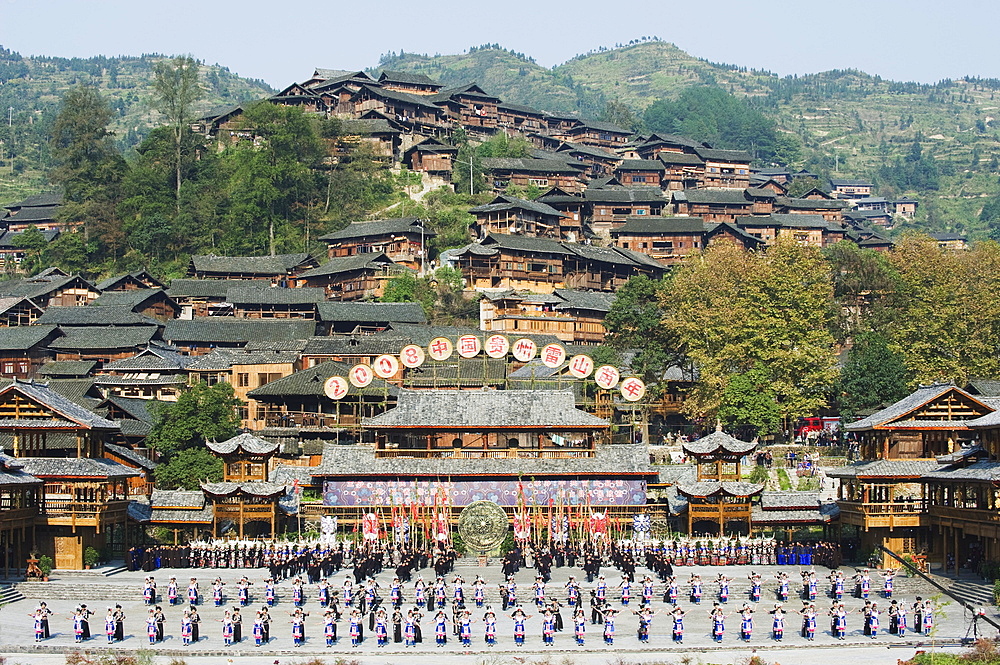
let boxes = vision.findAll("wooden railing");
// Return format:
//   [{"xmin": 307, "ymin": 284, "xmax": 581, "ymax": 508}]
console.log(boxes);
[
  {"xmin": 929, "ymin": 504, "xmax": 1000, "ymax": 523},
  {"xmin": 261, "ymin": 412, "xmax": 360, "ymax": 428},
  {"xmin": 838, "ymin": 500, "xmax": 925, "ymax": 516},
  {"xmin": 375, "ymin": 448, "xmax": 595, "ymax": 460}
]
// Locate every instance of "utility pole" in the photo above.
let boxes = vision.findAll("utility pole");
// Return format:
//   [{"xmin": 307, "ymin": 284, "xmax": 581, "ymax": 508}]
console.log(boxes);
[{"xmin": 7, "ymin": 107, "xmax": 12, "ymax": 176}]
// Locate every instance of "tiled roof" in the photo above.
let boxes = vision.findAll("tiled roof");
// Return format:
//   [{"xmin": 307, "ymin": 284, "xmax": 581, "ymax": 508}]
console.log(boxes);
[
  {"xmin": 0, "ymin": 379, "xmax": 118, "ymax": 429},
  {"xmin": 675, "ymin": 481, "xmax": 764, "ymax": 497},
  {"xmin": 165, "ymin": 279, "xmax": 233, "ymax": 298},
  {"xmin": 760, "ymin": 491, "xmax": 822, "ymax": 510},
  {"xmin": 187, "ymin": 347, "xmax": 300, "ymax": 371},
  {"xmin": 0, "ymin": 452, "xmax": 42, "ymax": 486},
  {"xmin": 657, "ymin": 152, "xmax": 705, "ymax": 166},
  {"xmin": 151, "ymin": 489, "xmax": 206, "ymax": 508},
  {"xmin": 826, "ymin": 459, "xmax": 942, "ymax": 479},
  {"xmin": 673, "ymin": 189, "xmax": 750, "ymax": 205},
  {"xmin": 617, "ymin": 159, "xmax": 665, "ymax": 171},
  {"xmin": 49, "ymin": 325, "xmax": 158, "ymax": 350},
  {"xmin": 92, "ymin": 288, "xmax": 173, "ymax": 311},
  {"xmin": 751, "ymin": 501, "xmax": 839, "ymax": 524},
  {"xmin": 404, "ymin": 357, "xmax": 507, "ymax": 388},
  {"xmin": 247, "ymin": 359, "xmax": 397, "ymax": 398},
  {"xmin": 36, "ymin": 360, "xmax": 97, "ymax": 377},
  {"xmin": 105, "ymin": 443, "xmax": 157, "ymax": 471},
  {"xmin": 612, "ymin": 216, "xmax": 706, "ymax": 234},
  {"xmin": 552, "ymin": 289, "xmax": 615, "ymax": 313},
  {"xmin": 101, "ymin": 346, "xmax": 191, "ymax": 371},
  {"xmin": 362, "ymin": 389, "xmax": 607, "ymax": 429},
  {"xmin": 318, "ymin": 217, "xmax": 431, "ymax": 242},
  {"xmin": 225, "ymin": 286, "xmax": 326, "ymax": 305},
  {"xmin": 18, "ymin": 456, "xmax": 139, "ymax": 478},
  {"xmin": 315, "ymin": 301, "xmax": 426, "ymax": 324},
  {"xmin": 480, "ymin": 158, "xmax": 583, "ymax": 175},
  {"xmin": 302, "ymin": 334, "xmax": 413, "ymax": 357},
  {"xmin": 206, "ymin": 432, "xmax": 280, "ymax": 456},
  {"xmin": 469, "ymin": 195, "xmax": 568, "ymax": 219},
  {"xmin": 922, "ymin": 460, "xmax": 1000, "ymax": 481},
  {"xmin": 37, "ymin": 306, "xmax": 155, "ymax": 326},
  {"xmin": 301, "ymin": 441, "xmax": 652, "ymax": 480},
  {"xmin": 583, "ymin": 187, "xmax": 666, "ymax": 204},
  {"xmin": 478, "ymin": 233, "xmax": 574, "ymax": 256},
  {"xmin": 190, "ymin": 253, "xmax": 316, "ymax": 276},
  {"xmin": 201, "ymin": 481, "xmax": 287, "ymax": 497},
  {"xmin": 102, "ymin": 395, "xmax": 155, "ymax": 424},
  {"xmin": 844, "ymin": 384, "xmax": 983, "ymax": 431},
  {"xmin": 694, "ymin": 147, "xmax": 752, "ymax": 162},
  {"xmin": 94, "ymin": 271, "xmax": 165, "ymax": 291},
  {"xmin": 338, "ymin": 119, "xmax": 403, "ymax": 136},
  {"xmin": 163, "ymin": 318, "xmax": 316, "ymax": 344},
  {"xmin": 0, "ymin": 324, "xmax": 59, "ymax": 351},
  {"xmin": 777, "ymin": 197, "xmax": 850, "ymax": 210},
  {"xmin": 297, "ymin": 253, "xmax": 399, "ymax": 279},
  {"xmin": 378, "ymin": 70, "xmax": 440, "ymax": 87},
  {"xmin": 736, "ymin": 214, "xmax": 831, "ymax": 229},
  {"xmin": 682, "ymin": 430, "xmax": 758, "ymax": 457}
]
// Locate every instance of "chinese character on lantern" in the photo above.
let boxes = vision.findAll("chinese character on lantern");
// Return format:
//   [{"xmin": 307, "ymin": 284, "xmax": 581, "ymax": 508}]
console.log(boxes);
[
  {"xmin": 373, "ymin": 354, "xmax": 400, "ymax": 379},
  {"xmin": 457, "ymin": 335, "xmax": 481, "ymax": 358},
  {"xmin": 567, "ymin": 354, "xmax": 594, "ymax": 378},
  {"xmin": 323, "ymin": 375, "xmax": 349, "ymax": 400},
  {"xmin": 428, "ymin": 336, "xmax": 453, "ymax": 361},
  {"xmin": 620, "ymin": 376, "xmax": 646, "ymax": 401},
  {"xmin": 400, "ymin": 344, "xmax": 425, "ymax": 368},
  {"xmin": 349, "ymin": 363, "xmax": 374, "ymax": 388},
  {"xmin": 512, "ymin": 337, "xmax": 537, "ymax": 362},
  {"xmin": 594, "ymin": 365, "xmax": 621, "ymax": 390},
  {"xmin": 541, "ymin": 343, "xmax": 567, "ymax": 368},
  {"xmin": 485, "ymin": 334, "xmax": 509, "ymax": 358}
]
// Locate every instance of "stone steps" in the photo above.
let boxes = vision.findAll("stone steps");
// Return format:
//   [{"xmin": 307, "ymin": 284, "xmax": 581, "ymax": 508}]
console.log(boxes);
[
  {"xmin": 0, "ymin": 583, "xmax": 25, "ymax": 606},
  {"xmin": 946, "ymin": 579, "xmax": 996, "ymax": 608}
]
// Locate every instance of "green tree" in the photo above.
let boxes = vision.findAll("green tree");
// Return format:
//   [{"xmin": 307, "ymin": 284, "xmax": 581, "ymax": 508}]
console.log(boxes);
[
  {"xmin": 886, "ymin": 235, "xmax": 1000, "ymax": 385},
  {"xmin": 786, "ymin": 176, "xmax": 824, "ymax": 198},
  {"xmin": 49, "ymin": 84, "xmax": 126, "ymax": 260},
  {"xmin": 153, "ymin": 447, "xmax": 223, "ymax": 490},
  {"xmin": 837, "ymin": 333, "xmax": 911, "ymax": 421},
  {"xmin": 40, "ymin": 231, "xmax": 89, "ymax": 274},
  {"xmin": 11, "ymin": 225, "xmax": 48, "ymax": 274},
  {"xmin": 822, "ymin": 240, "xmax": 902, "ymax": 340},
  {"xmin": 603, "ymin": 275, "xmax": 680, "ymax": 387},
  {"xmin": 599, "ymin": 100, "xmax": 642, "ymax": 134},
  {"xmin": 147, "ymin": 382, "xmax": 242, "ymax": 458},
  {"xmin": 662, "ymin": 239, "xmax": 838, "ymax": 425},
  {"xmin": 380, "ymin": 271, "xmax": 435, "ymax": 317},
  {"xmin": 152, "ymin": 55, "xmax": 201, "ymax": 214},
  {"xmin": 718, "ymin": 362, "xmax": 782, "ymax": 437}
]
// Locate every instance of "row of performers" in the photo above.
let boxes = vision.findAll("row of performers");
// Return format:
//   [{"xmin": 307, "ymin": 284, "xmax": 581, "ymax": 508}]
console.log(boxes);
[
  {"xmin": 35, "ymin": 600, "xmax": 936, "ymax": 647},
  {"xmin": 139, "ymin": 568, "xmax": 903, "ymax": 611}
]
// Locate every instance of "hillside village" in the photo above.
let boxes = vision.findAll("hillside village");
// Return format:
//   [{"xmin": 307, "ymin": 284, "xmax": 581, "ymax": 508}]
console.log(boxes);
[{"xmin": 0, "ymin": 64, "xmax": 998, "ymax": 579}]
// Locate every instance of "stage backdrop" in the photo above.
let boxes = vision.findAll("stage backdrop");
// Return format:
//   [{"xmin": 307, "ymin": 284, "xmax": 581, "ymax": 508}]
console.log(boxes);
[{"xmin": 322, "ymin": 479, "xmax": 646, "ymax": 507}]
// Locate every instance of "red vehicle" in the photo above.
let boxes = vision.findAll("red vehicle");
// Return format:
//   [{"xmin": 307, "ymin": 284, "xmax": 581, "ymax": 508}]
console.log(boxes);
[{"xmin": 794, "ymin": 417, "xmax": 840, "ymax": 439}]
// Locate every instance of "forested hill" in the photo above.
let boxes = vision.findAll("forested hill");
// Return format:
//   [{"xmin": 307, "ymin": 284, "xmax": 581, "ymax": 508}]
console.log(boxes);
[
  {"xmin": 0, "ymin": 46, "xmax": 275, "ymax": 201},
  {"xmin": 378, "ymin": 41, "xmax": 1000, "ymax": 236}
]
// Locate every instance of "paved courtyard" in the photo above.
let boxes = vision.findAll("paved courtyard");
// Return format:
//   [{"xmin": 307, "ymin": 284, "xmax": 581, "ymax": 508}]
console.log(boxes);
[{"xmin": 0, "ymin": 558, "xmax": 991, "ymax": 664}]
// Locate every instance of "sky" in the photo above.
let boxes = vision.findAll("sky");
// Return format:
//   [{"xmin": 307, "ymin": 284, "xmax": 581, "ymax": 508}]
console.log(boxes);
[{"xmin": 1, "ymin": 0, "xmax": 998, "ymax": 88}]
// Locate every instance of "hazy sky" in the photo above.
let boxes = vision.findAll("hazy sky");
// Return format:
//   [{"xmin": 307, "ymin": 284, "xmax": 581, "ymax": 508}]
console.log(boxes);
[{"xmin": 2, "ymin": 0, "xmax": 998, "ymax": 88}]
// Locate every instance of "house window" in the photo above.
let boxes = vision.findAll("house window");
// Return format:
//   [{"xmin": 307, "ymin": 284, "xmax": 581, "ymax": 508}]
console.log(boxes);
[
  {"xmin": 1, "ymin": 362, "xmax": 14, "ymax": 375},
  {"xmin": 237, "ymin": 373, "xmax": 250, "ymax": 387},
  {"xmin": 635, "ymin": 209, "xmax": 647, "ymax": 215},
  {"xmin": 528, "ymin": 178, "xmax": 549, "ymax": 186}
]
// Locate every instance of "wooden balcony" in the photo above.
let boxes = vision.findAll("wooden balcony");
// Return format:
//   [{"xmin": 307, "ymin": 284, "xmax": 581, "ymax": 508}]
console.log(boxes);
[
  {"xmin": 928, "ymin": 504, "xmax": 1000, "ymax": 538},
  {"xmin": 262, "ymin": 411, "xmax": 360, "ymax": 429},
  {"xmin": 39, "ymin": 498, "xmax": 129, "ymax": 532},
  {"xmin": 837, "ymin": 500, "xmax": 926, "ymax": 529}
]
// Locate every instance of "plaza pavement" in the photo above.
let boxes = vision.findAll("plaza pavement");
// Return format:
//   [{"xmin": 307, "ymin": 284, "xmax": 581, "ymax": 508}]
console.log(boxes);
[{"xmin": 0, "ymin": 558, "xmax": 991, "ymax": 664}]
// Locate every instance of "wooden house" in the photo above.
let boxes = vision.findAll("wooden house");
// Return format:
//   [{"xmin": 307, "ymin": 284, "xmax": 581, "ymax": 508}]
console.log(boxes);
[
  {"xmin": 553, "ymin": 120, "xmax": 632, "ymax": 149},
  {"xmin": 479, "ymin": 289, "xmax": 615, "ymax": 345},
  {"xmin": 301, "ymin": 68, "xmax": 375, "ymax": 89},
  {"xmin": 36, "ymin": 305, "xmax": 157, "ymax": 328},
  {"xmin": 92, "ymin": 288, "xmax": 180, "ymax": 321},
  {"xmin": 833, "ymin": 383, "xmax": 996, "ymax": 567},
  {"xmin": 188, "ymin": 348, "xmax": 302, "ymax": 429},
  {"xmin": 562, "ymin": 243, "xmax": 666, "ymax": 292},
  {"xmin": 634, "ymin": 133, "xmax": 704, "ymax": 160},
  {"xmin": 431, "ymin": 83, "xmax": 500, "ymax": 130},
  {"xmin": 95, "ymin": 270, "xmax": 165, "ymax": 292},
  {"xmin": 677, "ymin": 428, "xmax": 763, "ymax": 536},
  {"xmin": 454, "ymin": 233, "xmax": 573, "ymax": 292},
  {"xmin": 657, "ymin": 152, "xmax": 705, "ymax": 191},
  {"xmin": 187, "ymin": 253, "xmax": 319, "ymax": 283},
  {"xmin": 165, "ymin": 279, "xmax": 233, "ymax": 318},
  {"xmin": 610, "ymin": 216, "xmax": 710, "ymax": 264},
  {"xmin": 693, "ymin": 147, "xmax": 752, "ymax": 188},
  {"xmin": 295, "ymin": 253, "xmax": 405, "ymax": 301},
  {"xmin": 162, "ymin": 318, "xmax": 317, "ymax": 356},
  {"xmin": 497, "ymin": 102, "xmax": 546, "ymax": 134},
  {"xmin": 735, "ymin": 214, "xmax": 847, "ymax": 248},
  {"xmin": 376, "ymin": 70, "xmax": 443, "ymax": 95},
  {"xmin": 584, "ymin": 186, "xmax": 668, "ymax": 234},
  {"xmin": 128, "ymin": 489, "xmax": 214, "ymax": 544},
  {"xmin": 1, "ymin": 192, "xmax": 64, "ymax": 232},
  {"xmin": 403, "ymin": 137, "xmax": 458, "ymax": 178},
  {"xmin": 0, "ymin": 269, "xmax": 100, "ymax": 308},
  {"xmin": 315, "ymin": 301, "xmax": 426, "ymax": 335},
  {"xmin": 319, "ymin": 218, "xmax": 432, "ymax": 272},
  {"xmin": 469, "ymin": 195, "xmax": 577, "ymax": 241},
  {"xmin": 556, "ymin": 142, "xmax": 621, "ymax": 179},
  {"xmin": 775, "ymin": 196, "xmax": 849, "ymax": 222},
  {"xmin": 348, "ymin": 85, "xmax": 446, "ymax": 131},
  {"xmin": 0, "ymin": 296, "xmax": 43, "ymax": 326},
  {"xmin": 893, "ymin": 197, "xmax": 919, "ymax": 218},
  {"xmin": 0, "ymin": 380, "xmax": 136, "ymax": 570},
  {"xmin": 534, "ymin": 187, "xmax": 587, "ymax": 229},
  {"xmin": 94, "ymin": 346, "xmax": 193, "ymax": 402},
  {"xmin": 0, "ymin": 325, "xmax": 59, "ymax": 379},
  {"xmin": 49, "ymin": 326, "xmax": 160, "ymax": 364},
  {"xmin": 203, "ymin": 433, "xmax": 288, "ymax": 537},
  {"xmin": 929, "ymin": 233, "xmax": 969, "ymax": 251},
  {"xmin": 671, "ymin": 189, "xmax": 756, "ymax": 222},
  {"xmin": 480, "ymin": 157, "xmax": 586, "ymax": 193},
  {"xmin": 336, "ymin": 117, "xmax": 405, "ymax": 160},
  {"xmin": 0, "ymin": 452, "xmax": 43, "ymax": 578},
  {"xmin": 226, "ymin": 286, "xmax": 326, "ymax": 319},
  {"xmin": 829, "ymin": 179, "xmax": 874, "ymax": 199},
  {"xmin": 615, "ymin": 159, "xmax": 665, "ymax": 187}
]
